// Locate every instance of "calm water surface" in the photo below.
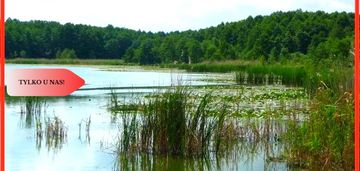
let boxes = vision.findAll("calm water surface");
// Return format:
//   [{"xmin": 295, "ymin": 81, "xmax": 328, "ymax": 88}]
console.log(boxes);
[{"xmin": 5, "ymin": 64, "xmax": 288, "ymax": 171}]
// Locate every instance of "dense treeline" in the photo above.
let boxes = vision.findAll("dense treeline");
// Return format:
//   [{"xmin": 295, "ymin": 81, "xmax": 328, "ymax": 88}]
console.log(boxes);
[{"xmin": 5, "ymin": 10, "xmax": 354, "ymax": 64}]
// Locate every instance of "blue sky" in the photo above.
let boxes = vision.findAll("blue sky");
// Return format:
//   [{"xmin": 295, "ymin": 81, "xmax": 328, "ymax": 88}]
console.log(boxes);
[{"xmin": 5, "ymin": 0, "xmax": 354, "ymax": 32}]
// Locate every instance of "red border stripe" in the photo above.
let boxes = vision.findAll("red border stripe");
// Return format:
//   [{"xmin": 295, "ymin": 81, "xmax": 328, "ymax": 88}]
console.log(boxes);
[
  {"xmin": 0, "ymin": 0, "xmax": 4, "ymax": 169},
  {"xmin": 356, "ymin": 0, "xmax": 359, "ymax": 169}
]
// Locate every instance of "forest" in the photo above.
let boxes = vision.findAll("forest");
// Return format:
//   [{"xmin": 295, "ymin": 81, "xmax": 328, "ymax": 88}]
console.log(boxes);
[{"xmin": 5, "ymin": 10, "xmax": 354, "ymax": 64}]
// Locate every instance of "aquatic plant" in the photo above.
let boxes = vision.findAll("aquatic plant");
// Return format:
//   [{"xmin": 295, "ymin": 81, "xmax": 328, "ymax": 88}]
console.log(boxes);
[
  {"xmin": 36, "ymin": 116, "xmax": 68, "ymax": 151},
  {"xmin": 284, "ymin": 74, "xmax": 354, "ymax": 170},
  {"xmin": 234, "ymin": 65, "xmax": 306, "ymax": 86},
  {"xmin": 19, "ymin": 97, "xmax": 47, "ymax": 128},
  {"xmin": 112, "ymin": 87, "xmax": 244, "ymax": 159}
]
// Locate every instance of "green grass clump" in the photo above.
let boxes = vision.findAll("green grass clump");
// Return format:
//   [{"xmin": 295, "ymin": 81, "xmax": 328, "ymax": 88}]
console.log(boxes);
[
  {"xmin": 234, "ymin": 64, "xmax": 306, "ymax": 86},
  {"xmin": 114, "ymin": 87, "xmax": 240, "ymax": 158},
  {"xmin": 285, "ymin": 88, "xmax": 353, "ymax": 170},
  {"xmin": 284, "ymin": 70, "xmax": 354, "ymax": 170}
]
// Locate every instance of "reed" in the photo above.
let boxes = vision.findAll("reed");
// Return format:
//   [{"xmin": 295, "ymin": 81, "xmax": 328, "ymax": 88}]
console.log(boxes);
[
  {"xmin": 234, "ymin": 65, "xmax": 306, "ymax": 86},
  {"xmin": 113, "ymin": 87, "xmax": 242, "ymax": 159},
  {"xmin": 284, "ymin": 66, "xmax": 354, "ymax": 170},
  {"xmin": 19, "ymin": 97, "xmax": 47, "ymax": 128},
  {"xmin": 36, "ymin": 116, "xmax": 68, "ymax": 151}
]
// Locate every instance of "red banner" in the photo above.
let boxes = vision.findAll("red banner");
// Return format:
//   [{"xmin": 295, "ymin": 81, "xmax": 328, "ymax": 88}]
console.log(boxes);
[{"xmin": 7, "ymin": 69, "xmax": 85, "ymax": 96}]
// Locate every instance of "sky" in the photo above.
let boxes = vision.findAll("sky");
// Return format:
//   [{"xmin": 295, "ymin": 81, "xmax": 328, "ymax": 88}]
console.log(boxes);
[{"xmin": 5, "ymin": 0, "xmax": 354, "ymax": 32}]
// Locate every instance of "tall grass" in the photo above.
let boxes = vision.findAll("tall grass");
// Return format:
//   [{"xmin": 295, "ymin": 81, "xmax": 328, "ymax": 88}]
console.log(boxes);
[
  {"xmin": 234, "ymin": 65, "xmax": 306, "ymax": 86},
  {"xmin": 108, "ymin": 89, "xmax": 140, "ymax": 114},
  {"xmin": 303, "ymin": 67, "xmax": 353, "ymax": 97},
  {"xmin": 161, "ymin": 64, "xmax": 353, "ymax": 170},
  {"xmin": 113, "ymin": 87, "xmax": 241, "ymax": 158},
  {"xmin": 285, "ymin": 87, "xmax": 353, "ymax": 170},
  {"xmin": 283, "ymin": 65, "xmax": 354, "ymax": 170},
  {"xmin": 163, "ymin": 62, "xmax": 307, "ymax": 86}
]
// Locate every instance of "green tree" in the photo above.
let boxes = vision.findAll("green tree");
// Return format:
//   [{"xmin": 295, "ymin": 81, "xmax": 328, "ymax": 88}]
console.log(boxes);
[{"xmin": 56, "ymin": 49, "xmax": 77, "ymax": 60}]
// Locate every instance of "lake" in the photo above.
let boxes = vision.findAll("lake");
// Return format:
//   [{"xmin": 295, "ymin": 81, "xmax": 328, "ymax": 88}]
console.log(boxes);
[{"xmin": 5, "ymin": 64, "xmax": 307, "ymax": 171}]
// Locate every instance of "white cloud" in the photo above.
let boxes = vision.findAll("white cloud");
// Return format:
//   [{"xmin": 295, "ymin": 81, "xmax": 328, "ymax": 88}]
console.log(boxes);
[{"xmin": 5, "ymin": 0, "xmax": 353, "ymax": 32}]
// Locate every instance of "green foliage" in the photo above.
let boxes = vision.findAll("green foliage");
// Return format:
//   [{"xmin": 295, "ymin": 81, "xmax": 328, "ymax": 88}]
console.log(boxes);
[
  {"xmin": 112, "ymin": 88, "xmax": 239, "ymax": 157},
  {"xmin": 56, "ymin": 48, "xmax": 77, "ymax": 60},
  {"xmin": 234, "ymin": 64, "xmax": 306, "ymax": 86},
  {"xmin": 285, "ymin": 87, "xmax": 353, "ymax": 170},
  {"xmin": 5, "ymin": 10, "xmax": 354, "ymax": 64}
]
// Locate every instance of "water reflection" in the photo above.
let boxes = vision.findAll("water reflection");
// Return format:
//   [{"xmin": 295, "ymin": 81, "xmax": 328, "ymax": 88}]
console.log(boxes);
[
  {"xmin": 78, "ymin": 116, "xmax": 91, "ymax": 144},
  {"xmin": 19, "ymin": 97, "xmax": 47, "ymax": 128},
  {"xmin": 16, "ymin": 97, "xmax": 69, "ymax": 152},
  {"xmin": 111, "ymin": 113, "xmax": 289, "ymax": 170},
  {"xmin": 114, "ymin": 140, "xmax": 287, "ymax": 171},
  {"xmin": 36, "ymin": 116, "xmax": 68, "ymax": 152}
]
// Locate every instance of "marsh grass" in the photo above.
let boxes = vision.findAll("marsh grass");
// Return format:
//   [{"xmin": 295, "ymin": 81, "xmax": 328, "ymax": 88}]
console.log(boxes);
[
  {"xmin": 44, "ymin": 116, "xmax": 67, "ymax": 150},
  {"xmin": 114, "ymin": 114, "xmax": 288, "ymax": 171},
  {"xmin": 234, "ymin": 65, "xmax": 306, "ymax": 86},
  {"xmin": 108, "ymin": 89, "xmax": 141, "ymax": 114},
  {"xmin": 15, "ymin": 96, "xmax": 68, "ymax": 151},
  {"xmin": 111, "ymin": 87, "xmax": 243, "ymax": 159},
  {"xmin": 284, "ymin": 88, "xmax": 353, "ymax": 170},
  {"xmin": 303, "ymin": 67, "xmax": 353, "ymax": 97},
  {"xmin": 111, "ymin": 66, "xmax": 354, "ymax": 170},
  {"xmin": 109, "ymin": 86, "xmax": 294, "ymax": 171},
  {"xmin": 283, "ymin": 67, "xmax": 354, "ymax": 170},
  {"xmin": 35, "ymin": 116, "xmax": 68, "ymax": 151}
]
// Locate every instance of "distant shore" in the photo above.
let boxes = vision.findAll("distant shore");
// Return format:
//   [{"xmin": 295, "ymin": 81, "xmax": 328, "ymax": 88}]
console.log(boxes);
[{"xmin": 5, "ymin": 58, "xmax": 128, "ymax": 65}]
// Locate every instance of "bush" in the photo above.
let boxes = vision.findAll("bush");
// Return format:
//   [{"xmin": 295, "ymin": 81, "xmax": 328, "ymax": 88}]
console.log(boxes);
[{"xmin": 56, "ymin": 49, "xmax": 77, "ymax": 60}]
